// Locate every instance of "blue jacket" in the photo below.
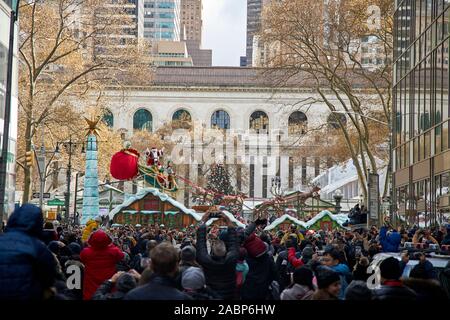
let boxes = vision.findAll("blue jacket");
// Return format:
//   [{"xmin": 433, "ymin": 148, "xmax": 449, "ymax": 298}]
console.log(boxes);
[
  {"xmin": 379, "ymin": 226, "xmax": 401, "ymax": 252},
  {"xmin": 330, "ymin": 263, "xmax": 351, "ymax": 300},
  {"xmin": 0, "ymin": 204, "xmax": 58, "ymax": 299}
]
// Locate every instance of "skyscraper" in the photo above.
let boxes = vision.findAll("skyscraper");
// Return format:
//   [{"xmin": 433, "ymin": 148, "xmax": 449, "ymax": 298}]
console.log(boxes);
[
  {"xmin": 180, "ymin": 0, "xmax": 202, "ymax": 43},
  {"xmin": 246, "ymin": 0, "xmax": 270, "ymax": 67},
  {"xmin": 180, "ymin": 0, "xmax": 211, "ymax": 66},
  {"xmin": 143, "ymin": 0, "xmax": 181, "ymax": 41}
]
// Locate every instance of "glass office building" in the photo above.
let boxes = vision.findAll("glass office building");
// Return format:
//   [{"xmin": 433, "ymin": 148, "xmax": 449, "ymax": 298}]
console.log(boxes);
[
  {"xmin": 143, "ymin": 0, "xmax": 181, "ymax": 41},
  {"xmin": 393, "ymin": 0, "xmax": 450, "ymax": 226}
]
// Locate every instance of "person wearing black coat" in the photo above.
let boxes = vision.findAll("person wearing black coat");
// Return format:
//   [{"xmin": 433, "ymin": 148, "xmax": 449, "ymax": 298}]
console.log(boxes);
[
  {"xmin": 196, "ymin": 211, "xmax": 239, "ymax": 300},
  {"xmin": 0, "ymin": 204, "xmax": 58, "ymax": 299},
  {"xmin": 275, "ymin": 238, "xmax": 300, "ymax": 292},
  {"xmin": 124, "ymin": 242, "xmax": 191, "ymax": 300},
  {"xmin": 372, "ymin": 257, "xmax": 417, "ymax": 301},
  {"xmin": 240, "ymin": 233, "xmax": 279, "ymax": 300}
]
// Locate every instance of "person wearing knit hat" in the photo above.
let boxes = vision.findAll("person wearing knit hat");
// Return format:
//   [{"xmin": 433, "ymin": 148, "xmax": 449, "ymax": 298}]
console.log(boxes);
[
  {"xmin": 182, "ymin": 267, "xmax": 205, "ymax": 291},
  {"xmin": 241, "ymin": 233, "xmax": 278, "ymax": 300},
  {"xmin": 301, "ymin": 246, "xmax": 314, "ymax": 264},
  {"xmin": 243, "ymin": 233, "xmax": 267, "ymax": 258},
  {"xmin": 181, "ymin": 267, "xmax": 220, "ymax": 300},
  {"xmin": 344, "ymin": 280, "xmax": 372, "ymax": 300},
  {"xmin": 67, "ymin": 242, "xmax": 81, "ymax": 255},
  {"xmin": 179, "ymin": 245, "xmax": 201, "ymax": 276},
  {"xmin": 181, "ymin": 245, "xmax": 196, "ymax": 262},
  {"xmin": 311, "ymin": 266, "xmax": 341, "ymax": 300}
]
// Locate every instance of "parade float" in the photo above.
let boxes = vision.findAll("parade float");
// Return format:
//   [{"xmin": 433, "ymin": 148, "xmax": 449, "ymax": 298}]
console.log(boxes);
[
  {"xmin": 110, "ymin": 143, "xmax": 178, "ymax": 193},
  {"xmin": 109, "ymin": 144, "xmax": 248, "ymax": 222}
]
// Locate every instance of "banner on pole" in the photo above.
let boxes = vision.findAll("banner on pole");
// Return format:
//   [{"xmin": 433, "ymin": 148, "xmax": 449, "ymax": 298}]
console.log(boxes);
[{"xmin": 368, "ymin": 172, "xmax": 380, "ymax": 222}]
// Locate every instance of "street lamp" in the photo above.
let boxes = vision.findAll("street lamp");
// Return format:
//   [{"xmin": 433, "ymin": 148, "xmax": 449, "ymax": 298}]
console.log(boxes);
[
  {"xmin": 333, "ymin": 189, "xmax": 343, "ymax": 214},
  {"xmin": 57, "ymin": 136, "xmax": 85, "ymax": 224},
  {"xmin": 271, "ymin": 176, "xmax": 283, "ymax": 197},
  {"xmin": 0, "ymin": 0, "xmax": 20, "ymax": 221}
]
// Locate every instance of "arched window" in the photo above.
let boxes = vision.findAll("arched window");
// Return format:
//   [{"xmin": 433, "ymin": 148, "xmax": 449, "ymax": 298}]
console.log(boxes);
[
  {"xmin": 211, "ymin": 110, "xmax": 230, "ymax": 129},
  {"xmin": 249, "ymin": 111, "xmax": 269, "ymax": 133},
  {"xmin": 172, "ymin": 109, "xmax": 192, "ymax": 129},
  {"xmin": 327, "ymin": 113, "xmax": 347, "ymax": 129},
  {"xmin": 288, "ymin": 111, "xmax": 308, "ymax": 135},
  {"xmin": 102, "ymin": 109, "xmax": 114, "ymax": 128},
  {"xmin": 133, "ymin": 109, "xmax": 152, "ymax": 131}
]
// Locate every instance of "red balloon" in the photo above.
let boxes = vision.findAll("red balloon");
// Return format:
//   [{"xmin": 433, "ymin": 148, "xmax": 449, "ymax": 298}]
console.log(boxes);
[{"xmin": 110, "ymin": 150, "xmax": 139, "ymax": 180}]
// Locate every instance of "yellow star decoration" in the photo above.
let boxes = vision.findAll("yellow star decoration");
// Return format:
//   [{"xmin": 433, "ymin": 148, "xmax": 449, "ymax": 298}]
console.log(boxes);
[{"xmin": 84, "ymin": 116, "xmax": 102, "ymax": 137}]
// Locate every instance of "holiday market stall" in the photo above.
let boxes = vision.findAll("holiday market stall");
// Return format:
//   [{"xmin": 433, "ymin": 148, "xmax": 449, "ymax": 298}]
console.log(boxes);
[
  {"xmin": 108, "ymin": 188, "xmax": 201, "ymax": 228},
  {"xmin": 303, "ymin": 210, "xmax": 349, "ymax": 231},
  {"xmin": 264, "ymin": 214, "xmax": 307, "ymax": 231}
]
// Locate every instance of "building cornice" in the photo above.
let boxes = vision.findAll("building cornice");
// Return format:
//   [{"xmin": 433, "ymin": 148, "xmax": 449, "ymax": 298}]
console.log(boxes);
[{"xmin": 104, "ymin": 85, "xmax": 378, "ymax": 95}]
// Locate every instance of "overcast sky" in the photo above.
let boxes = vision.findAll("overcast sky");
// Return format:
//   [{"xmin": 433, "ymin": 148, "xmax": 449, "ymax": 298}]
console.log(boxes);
[{"xmin": 202, "ymin": 0, "xmax": 247, "ymax": 66}]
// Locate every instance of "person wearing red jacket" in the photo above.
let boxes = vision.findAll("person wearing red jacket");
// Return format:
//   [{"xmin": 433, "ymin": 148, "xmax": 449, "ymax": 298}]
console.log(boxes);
[
  {"xmin": 80, "ymin": 230, "xmax": 125, "ymax": 300},
  {"xmin": 287, "ymin": 246, "xmax": 306, "ymax": 268}
]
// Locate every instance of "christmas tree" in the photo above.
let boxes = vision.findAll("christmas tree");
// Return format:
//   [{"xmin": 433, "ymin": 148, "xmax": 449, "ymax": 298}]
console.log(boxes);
[
  {"xmin": 207, "ymin": 164, "xmax": 235, "ymax": 195},
  {"xmin": 206, "ymin": 163, "xmax": 236, "ymax": 206}
]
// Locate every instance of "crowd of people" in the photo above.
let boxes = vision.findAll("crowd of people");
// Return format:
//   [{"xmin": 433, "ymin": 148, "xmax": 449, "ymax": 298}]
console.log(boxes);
[{"xmin": 1, "ymin": 203, "xmax": 450, "ymax": 300}]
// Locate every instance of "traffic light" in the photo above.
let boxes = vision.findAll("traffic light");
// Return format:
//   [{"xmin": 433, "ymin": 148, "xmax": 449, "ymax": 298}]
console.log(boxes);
[{"xmin": 25, "ymin": 151, "xmax": 34, "ymax": 168}]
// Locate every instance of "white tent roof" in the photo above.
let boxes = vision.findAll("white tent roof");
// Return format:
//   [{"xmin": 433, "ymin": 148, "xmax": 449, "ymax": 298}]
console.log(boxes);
[
  {"xmin": 264, "ymin": 211, "xmax": 349, "ymax": 231},
  {"xmin": 264, "ymin": 214, "xmax": 307, "ymax": 231},
  {"xmin": 202, "ymin": 210, "xmax": 247, "ymax": 228}
]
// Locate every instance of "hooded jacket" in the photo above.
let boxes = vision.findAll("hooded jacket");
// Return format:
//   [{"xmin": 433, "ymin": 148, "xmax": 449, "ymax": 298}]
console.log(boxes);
[
  {"xmin": 80, "ymin": 230, "xmax": 124, "ymax": 300},
  {"xmin": 0, "ymin": 204, "xmax": 58, "ymax": 299}
]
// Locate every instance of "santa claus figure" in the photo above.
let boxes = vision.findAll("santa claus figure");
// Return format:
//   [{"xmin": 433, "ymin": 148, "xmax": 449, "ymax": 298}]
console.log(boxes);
[{"xmin": 145, "ymin": 147, "xmax": 163, "ymax": 167}]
